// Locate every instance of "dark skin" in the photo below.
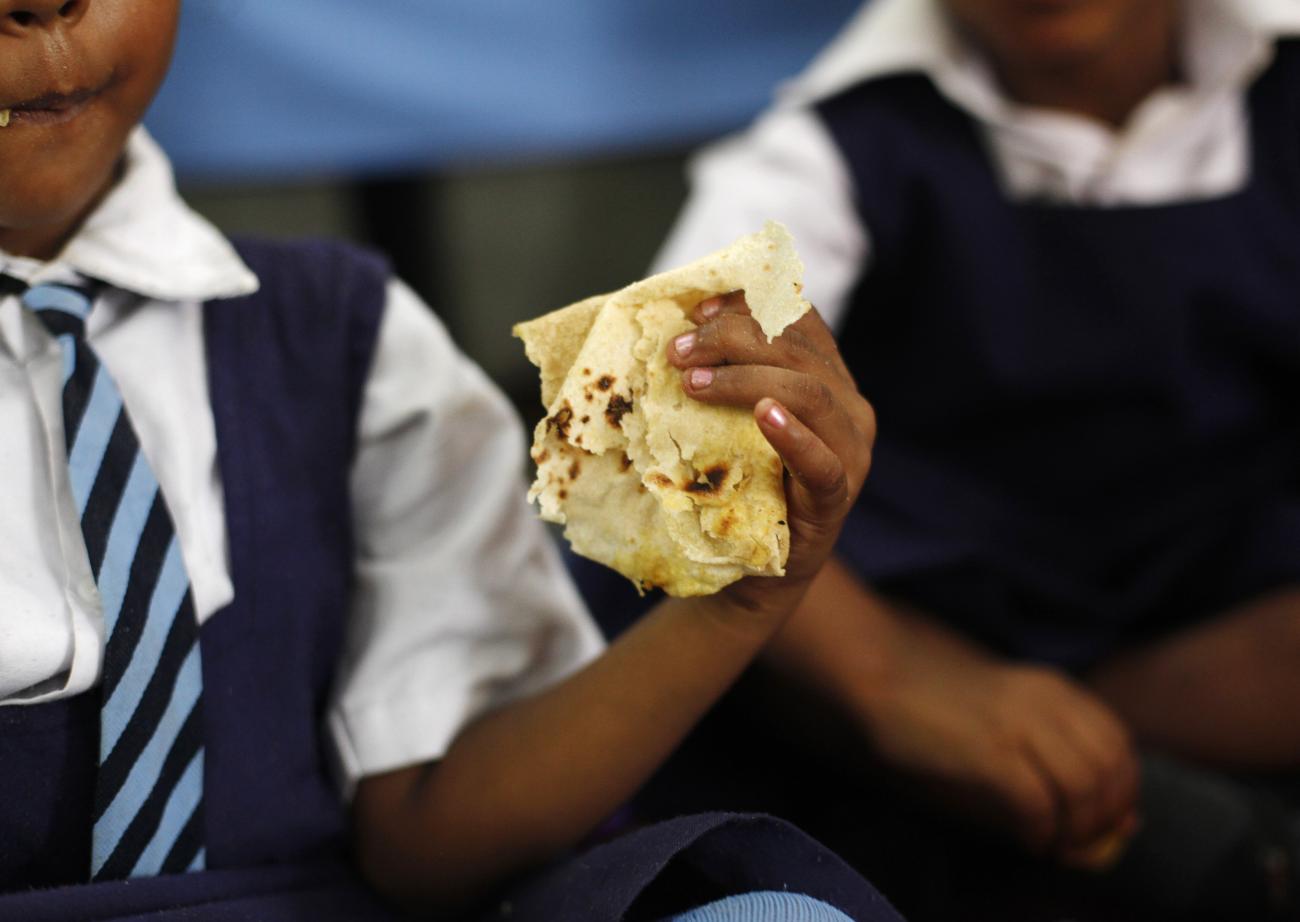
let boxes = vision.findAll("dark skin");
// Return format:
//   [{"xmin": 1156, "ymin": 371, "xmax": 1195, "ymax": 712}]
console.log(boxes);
[
  {"xmin": 764, "ymin": 0, "xmax": 1300, "ymax": 870},
  {"xmin": 1088, "ymin": 587, "xmax": 1300, "ymax": 768},
  {"xmin": 0, "ymin": 0, "xmax": 179, "ymax": 260},
  {"xmin": 3, "ymin": 2, "xmax": 881, "ymax": 913}
]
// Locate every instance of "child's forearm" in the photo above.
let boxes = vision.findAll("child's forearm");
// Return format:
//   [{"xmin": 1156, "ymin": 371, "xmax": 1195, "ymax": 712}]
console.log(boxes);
[
  {"xmin": 1088, "ymin": 586, "xmax": 1300, "ymax": 769},
  {"xmin": 352, "ymin": 589, "xmax": 800, "ymax": 913},
  {"xmin": 758, "ymin": 555, "xmax": 996, "ymax": 733},
  {"xmin": 757, "ymin": 555, "xmax": 902, "ymax": 734}
]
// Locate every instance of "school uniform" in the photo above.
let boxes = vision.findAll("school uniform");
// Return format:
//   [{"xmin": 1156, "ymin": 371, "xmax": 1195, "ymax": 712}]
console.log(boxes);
[
  {"xmin": 655, "ymin": 0, "xmax": 1300, "ymax": 670},
  {"xmin": 0, "ymin": 130, "xmax": 903, "ymax": 922}
]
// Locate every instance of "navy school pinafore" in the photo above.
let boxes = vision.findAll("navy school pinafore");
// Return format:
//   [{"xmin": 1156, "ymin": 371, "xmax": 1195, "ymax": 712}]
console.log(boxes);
[
  {"xmin": 823, "ymin": 40, "xmax": 1300, "ymax": 669},
  {"xmin": 0, "ymin": 239, "xmax": 902, "ymax": 922}
]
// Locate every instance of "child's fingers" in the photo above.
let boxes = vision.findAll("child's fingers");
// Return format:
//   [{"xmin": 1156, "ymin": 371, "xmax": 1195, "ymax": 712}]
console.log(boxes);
[
  {"xmin": 1022, "ymin": 721, "xmax": 1111, "ymax": 853},
  {"xmin": 691, "ymin": 291, "xmax": 750, "ymax": 325},
  {"xmin": 1060, "ymin": 813, "xmax": 1140, "ymax": 871},
  {"xmin": 784, "ymin": 307, "xmax": 855, "ymax": 382},
  {"xmin": 682, "ymin": 364, "xmax": 870, "ymax": 493},
  {"xmin": 671, "ymin": 313, "xmax": 768, "ymax": 368},
  {"xmin": 681, "ymin": 294, "xmax": 856, "ymax": 386},
  {"xmin": 1058, "ymin": 701, "xmax": 1140, "ymax": 847},
  {"xmin": 1001, "ymin": 760, "xmax": 1060, "ymax": 856},
  {"xmin": 691, "ymin": 290, "xmax": 837, "ymax": 358},
  {"xmin": 671, "ymin": 314, "xmax": 842, "ymax": 390},
  {"xmin": 754, "ymin": 398, "xmax": 850, "ymax": 518}
]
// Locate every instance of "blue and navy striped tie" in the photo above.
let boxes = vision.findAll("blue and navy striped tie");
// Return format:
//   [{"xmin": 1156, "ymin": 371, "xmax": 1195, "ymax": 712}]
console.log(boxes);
[{"xmin": 21, "ymin": 281, "xmax": 206, "ymax": 881}]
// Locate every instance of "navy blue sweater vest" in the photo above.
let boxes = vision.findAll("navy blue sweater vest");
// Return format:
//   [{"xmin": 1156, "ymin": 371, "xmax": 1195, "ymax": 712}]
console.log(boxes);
[
  {"xmin": 819, "ymin": 43, "xmax": 1300, "ymax": 666},
  {"xmin": 0, "ymin": 238, "xmax": 388, "ymax": 892}
]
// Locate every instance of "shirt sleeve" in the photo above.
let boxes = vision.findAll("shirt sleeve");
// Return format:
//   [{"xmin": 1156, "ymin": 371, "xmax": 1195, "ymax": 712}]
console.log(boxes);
[
  {"xmin": 652, "ymin": 105, "xmax": 872, "ymax": 333},
  {"xmin": 327, "ymin": 278, "xmax": 605, "ymax": 798}
]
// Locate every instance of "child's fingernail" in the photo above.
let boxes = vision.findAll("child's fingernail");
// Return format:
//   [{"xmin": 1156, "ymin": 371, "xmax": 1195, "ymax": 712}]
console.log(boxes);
[
  {"xmin": 673, "ymin": 332, "xmax": 696, "ymax": 357},
  {"xmin": 763, "ymin": 402, "xmax": 788, "ymax": 428},
  {"xmin": 699, "ymin": 298, "xmax": 722, "ymax": 319},
  {"xmin": 688, "ymin": 367, "xmax": 714, "ymax": 389}
]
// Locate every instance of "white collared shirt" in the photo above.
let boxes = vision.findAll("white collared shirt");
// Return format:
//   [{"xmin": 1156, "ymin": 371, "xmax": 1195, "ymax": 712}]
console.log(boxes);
[
  {"xmin": 0, "ymin": 129, "xmax": 603, "ymax": 795},
  {"xmin": 654, "ymin": 0, "xmax": 1300, "ymax": 329}
]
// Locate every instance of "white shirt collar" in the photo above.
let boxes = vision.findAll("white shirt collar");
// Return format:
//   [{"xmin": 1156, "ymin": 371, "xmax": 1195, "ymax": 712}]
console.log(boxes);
[
  {"xmin": 1, "ymin": 127, "xmax": 258, "ymax": 302},
  {"xmin": 778, "ymin": 0, "xmax": 1300, "ymax": 115}
]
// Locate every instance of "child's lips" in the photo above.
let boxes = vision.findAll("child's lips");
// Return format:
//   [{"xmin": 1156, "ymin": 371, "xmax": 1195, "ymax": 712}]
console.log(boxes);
[{"xmin": 1, "ymin": 85, "xmax": 103, "ymax": 128}]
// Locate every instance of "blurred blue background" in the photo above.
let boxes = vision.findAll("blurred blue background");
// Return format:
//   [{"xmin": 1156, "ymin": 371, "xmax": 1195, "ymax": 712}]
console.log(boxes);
[{"xmin": 148, "ymin": 0, "xmax": 859, "ymax": 180}]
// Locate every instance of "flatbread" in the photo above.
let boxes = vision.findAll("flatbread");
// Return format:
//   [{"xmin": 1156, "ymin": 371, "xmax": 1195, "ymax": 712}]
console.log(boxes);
[{"xmin": 514, "ymin": 221, "xmax": 809, "ymax": 596}]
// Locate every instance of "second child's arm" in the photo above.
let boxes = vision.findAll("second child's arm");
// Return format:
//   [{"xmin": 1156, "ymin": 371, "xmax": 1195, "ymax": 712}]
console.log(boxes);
[
  {"xmin": 759, "ymin": 556, "xmax": 1140, "ymax": 868},
  {"xmin": 353, "ymin": 293, "xmax": 876, "ymax": 913},
  {"xmin": 1088, "ymin": 585, "xmax": 1300, "ymax": 768}
]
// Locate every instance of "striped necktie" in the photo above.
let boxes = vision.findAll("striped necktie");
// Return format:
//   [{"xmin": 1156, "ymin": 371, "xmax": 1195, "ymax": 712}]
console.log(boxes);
[{"xmin": 19, "ymin": 281, "xmax": 207, "ymax": 881}]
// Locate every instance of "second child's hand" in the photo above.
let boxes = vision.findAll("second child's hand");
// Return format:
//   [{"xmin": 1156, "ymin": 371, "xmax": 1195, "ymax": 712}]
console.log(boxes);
[
  {"xmin": 786, "ymin": 560, "xmax": 1141, "ymax": 867},
  {"xmin": 870, "ymin": 642, "xmax": 1142, "ymax": 866}
]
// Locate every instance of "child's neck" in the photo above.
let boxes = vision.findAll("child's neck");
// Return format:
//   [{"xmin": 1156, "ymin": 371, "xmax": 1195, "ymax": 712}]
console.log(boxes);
[{"xmin": 992, "ymin": 11, "xmax": 1181, "ymax": 129}]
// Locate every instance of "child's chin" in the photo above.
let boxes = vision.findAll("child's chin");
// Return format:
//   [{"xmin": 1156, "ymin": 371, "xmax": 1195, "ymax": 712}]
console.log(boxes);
[
  {"xmin": 0, "ymin": 175, "xmax": 111, "ymax": 252},
  {"xmin": 1020, "ymin": 3, "xmax": 1131, "ymax": 54}
]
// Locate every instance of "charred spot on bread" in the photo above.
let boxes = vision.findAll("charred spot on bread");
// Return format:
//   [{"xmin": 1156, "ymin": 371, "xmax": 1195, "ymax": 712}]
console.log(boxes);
[
  {"xmin": 685, "ymin": 464, "xmax": 728, "ymax": 495},
  {"xmin": 605, "ymin": 394, "xmax": 632, "ymax": 429},
  {"xmin": 545, "ymin": 403, "xmax": 574, "ymax": 440}
]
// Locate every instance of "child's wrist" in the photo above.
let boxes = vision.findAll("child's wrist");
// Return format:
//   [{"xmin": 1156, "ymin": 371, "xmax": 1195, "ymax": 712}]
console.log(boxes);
[{"xmin": 693, "ymin": 578, "xmax": 810, "ymax": 643}]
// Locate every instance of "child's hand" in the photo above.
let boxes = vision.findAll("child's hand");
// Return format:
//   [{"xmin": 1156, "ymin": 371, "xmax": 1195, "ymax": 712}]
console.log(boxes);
[
  {"xmin": 668, "ymin": 291, "xmax": 876, "ymax": 614},
  {"xmin": 866, "ymin": 641, "xmax": 1141, "ymax": 866}
]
